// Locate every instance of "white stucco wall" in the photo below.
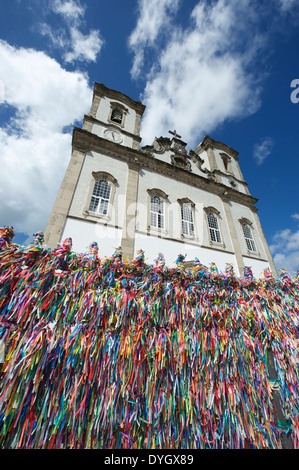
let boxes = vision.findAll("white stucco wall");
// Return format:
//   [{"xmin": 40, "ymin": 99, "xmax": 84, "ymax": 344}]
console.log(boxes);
[
  {"xmin": 220, "ymin": 174, "xmax": 247, "ymax": 194},
  {"xmin": 134, "ymin": 233, "xmax": 240, "ymax": 274},
  {"xmin": 90, "ymin": 123, "xmax": 134, "ymax": 148},
  {"xmin": 136, "ymin": 169, "xmax": 234, "ymax": 252},
  {"xmin": 61, "ymin": 217, "xmax": 122, "ymax": 256},
  {"xmin": 242, "ymin": 256, "xmax": 270, "ymax": 278},
  {"xmin": 61, "ymin": 218, "xmax": 268, "ymax": 278}
]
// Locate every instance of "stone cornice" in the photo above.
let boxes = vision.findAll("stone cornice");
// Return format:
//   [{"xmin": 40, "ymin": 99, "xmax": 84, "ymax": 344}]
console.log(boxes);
[
  {"xmin": 93, "ymin": 83, "xmax": 146, "ymax": 116},
  {"xmin": 72, "ymin": 128, "xmax": 258, "ymax": 209},
  {"xmin": 195, "ymin": 135, "xmax": 239, "ymax": 160},
  {"xmin": 213, "ymin": 169, "xmax": 248, "ymax": 187},
  {"xmin": 220, "ymin": 192, "xmax": 258, "ymax": 210}
]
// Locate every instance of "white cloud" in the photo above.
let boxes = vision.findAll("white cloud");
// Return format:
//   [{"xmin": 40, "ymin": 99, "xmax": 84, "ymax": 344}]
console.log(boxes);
[
  {"xmin": 39, "ymin": 0, "xmax": 103, "ymax": 63},
  {"xmin": 64, "ymin": 27, "xmax": 103, "ymax": 63},
  {"xmin": 253, "ymin": 137, "xmax": 274, "ymax": 165},
  {"xmin": 0, "ymin": 40, "xmax": 91, "ymax": 238},
  {"xmin": 273, "ymin": 228, "xmax": 299, "ymax": 252},
  {"xmin": 0, "ymin": 80, "xmax": 4, "ymax": 103},
  {"xmin": 273, "ymin": 251, "xmax": 299, "ymax": 276},
  {"xmin": 291, "ymin": 213, "xmax": 299, "ymax": 221},
  {"xmin": 270, "ymin": 225, "xmax": 299, "ymax": 276},
  {"xmin": 278, "ymin": 0, "xmax": 298, "ymax": 12},
  {"xmin": 128, "ymin": 0, "xmax": 181, "ymax": 79},
  {"xmin": 52, "ymin": 0, "xmax": 85, "ymax": 21},
  {"xmin": 132, "ymin": 0, "xmax": 265, "ymax": 148}
]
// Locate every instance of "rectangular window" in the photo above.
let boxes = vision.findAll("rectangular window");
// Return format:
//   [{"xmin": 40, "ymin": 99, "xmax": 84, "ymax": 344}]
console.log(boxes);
[
  {"xmin": 207, "ymin": 212, "xmax": 221, "ymax": 243},
  {"xmin": 245, "ymin": 238, "xmax": 256, "ymax": 251},
  {"xmin": 150, "ymin": 196, "xmax": 164, "ymax": 229},
  {"xmin": 89, "ymin": 179, "xmax": 111, "ymax": 215},
  {"xmin": 181, "ymin": 204, "xmax": 194, "ymax": 237},
  {"xmin": 242, "ymin": 223, "xmax": 256, "ymax": 251}
]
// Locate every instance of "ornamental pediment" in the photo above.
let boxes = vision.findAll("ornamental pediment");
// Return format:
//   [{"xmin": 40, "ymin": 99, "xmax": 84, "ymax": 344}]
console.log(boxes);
[{"xmin": 141, "ymin": 132, "xmax": 213, "ymax": 177}]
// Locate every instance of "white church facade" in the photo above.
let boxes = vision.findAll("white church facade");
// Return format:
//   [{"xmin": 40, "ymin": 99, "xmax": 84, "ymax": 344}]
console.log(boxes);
[{"xmin": 44, "ymin": 83, "xmax": 277, "ymax": 277}]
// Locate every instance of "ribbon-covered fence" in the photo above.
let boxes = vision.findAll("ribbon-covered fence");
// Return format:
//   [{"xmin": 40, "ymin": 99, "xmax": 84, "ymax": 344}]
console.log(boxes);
[{"xmin": 0, "ymin": 226, "xmax": 298, "ymax": 449}]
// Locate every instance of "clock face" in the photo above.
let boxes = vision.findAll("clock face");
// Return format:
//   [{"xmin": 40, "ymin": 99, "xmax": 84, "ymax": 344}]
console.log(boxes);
[{"xmin": 104, "ymin": 128, "xmax": 123, "ymax": 143}]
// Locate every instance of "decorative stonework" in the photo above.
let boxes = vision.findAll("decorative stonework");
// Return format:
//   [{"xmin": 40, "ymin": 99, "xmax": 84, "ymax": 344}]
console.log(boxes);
[
  {"xmin": 140, "ymin": 145, "xmax": 155, "ymax": 157},
  {"xmin": 154, "ymin": 137, "xmax": 171, "ymax": 153},
  {"xmin": 147, "ymin": 188, "xmax": 169, "ymax": 199},
  {"xmin": 189, "ymin": 150, "xmax": 210, "ymax": 175},
  {"xmin": 177, "ymin": 197, "xmax": 195, "ymax": 207},
  {"xmin": 203, "ymin": 206, "xmax": 220, "ymax": 216},
  {"xmin": 141, "ymin": 135, "xmax": 216, "ymax": 177},
  {"xmin": 238, "ymin": 217, "xmax": 253, "ymax": 226},
  {"xmin": 170, "ymin": 153, "xmax": 191, "ymax": 171}
]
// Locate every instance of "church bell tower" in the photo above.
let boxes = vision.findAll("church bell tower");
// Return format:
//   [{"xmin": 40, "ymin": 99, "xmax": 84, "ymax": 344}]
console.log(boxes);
[{"xmin": 44, "ymin": 83, "xmax": 146, "ymax": 258}]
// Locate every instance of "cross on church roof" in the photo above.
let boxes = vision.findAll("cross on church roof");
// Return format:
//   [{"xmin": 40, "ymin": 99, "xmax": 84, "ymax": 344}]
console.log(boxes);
[{"xmin": 169, "ymin": 129, "xmax": 182, "ymax": 139}]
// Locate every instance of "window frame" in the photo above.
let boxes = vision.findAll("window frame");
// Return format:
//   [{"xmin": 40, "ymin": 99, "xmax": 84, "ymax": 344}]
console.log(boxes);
[
  {"xmin": 83, "ymin": 171, "xmax": 117, "ymax": 221},
  {"xmin": 204, "ymin": 206, "xmax": 225, "ymax": 248},
  {"xmin": 177, "ymin": 198, "xmax": 196, "ymax": 240},
  {"xmin": 207, "ymin": 212, "xmax": 221, "ymax": 243},
  {"xmin": 150, "ymin": 195, "xmax": 165, "ymax": 229},
  {"xmin": 239, "ymin": 218, "xmax": 258, "ymax": 254},
  {"xmin": 88, "ymin": 179, "xmax": 111, "ymax": 216},
  {"xmin": 147, "ymin": 188, "xmax": 168, "ymax": 234}
]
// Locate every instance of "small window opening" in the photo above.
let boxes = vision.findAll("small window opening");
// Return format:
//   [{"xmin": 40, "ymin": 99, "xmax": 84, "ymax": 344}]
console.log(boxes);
[{"xmin": 111, "ymin": 109, "xmax": 123, "ymax": 124}]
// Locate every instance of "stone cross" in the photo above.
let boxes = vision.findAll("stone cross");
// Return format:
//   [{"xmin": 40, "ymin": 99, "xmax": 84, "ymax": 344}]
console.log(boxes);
[{"xmin": 169, "ymin": 129, "xmax": 182, "ymax": 139}]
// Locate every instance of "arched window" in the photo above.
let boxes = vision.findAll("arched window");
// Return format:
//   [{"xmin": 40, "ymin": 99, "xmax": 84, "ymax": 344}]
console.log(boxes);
[
  {"xmin": 111, "ymin": 109, "xmax": 123, "ymax": 124},
  {"xmin": 150, "ymin": 195, "xmax": 164, "ymax": 229},
  {"xmin": 89, "ymin": 179, "xmax": 111, "ymax": 215},
  {"xmin": 242, "ymin": 223, "xmax": 256, "ymax": 252},
  {"xmin": 181, "ymin": 203, "xmax": 194, "ymax": 237},
  {"xmin": 220, "ymin": 152, "xmax": 233, "ymax": 174},
  {"xmin": 108, "ymin": 102, "xmax": 128, "ymax": 128},
  {"xmin": 207, "ymin": 211, "xmax": 221, "ymax": 243}
]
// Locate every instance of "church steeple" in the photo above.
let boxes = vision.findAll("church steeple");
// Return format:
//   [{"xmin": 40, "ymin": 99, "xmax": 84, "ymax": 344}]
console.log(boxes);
[
  {"xmin": 195, "ymin": 135, "xmax": 251, "ymax": 196},
  {"xmin": 82, "ymin": 83, "xmax": 145, "ymax": 149}
]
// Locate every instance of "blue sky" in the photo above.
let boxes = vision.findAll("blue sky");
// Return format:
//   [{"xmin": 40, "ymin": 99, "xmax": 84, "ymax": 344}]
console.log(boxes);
[{"xmin": 0, "ymin": 0, "xmax": 299, "ymax": 274}]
